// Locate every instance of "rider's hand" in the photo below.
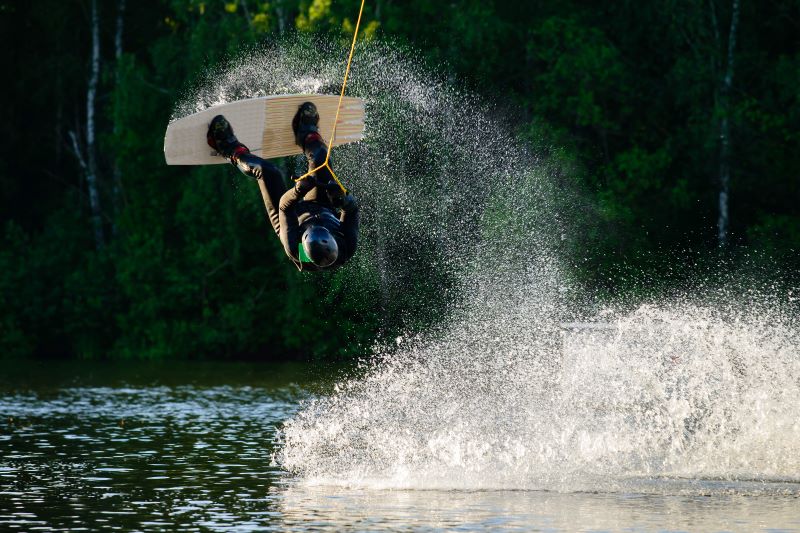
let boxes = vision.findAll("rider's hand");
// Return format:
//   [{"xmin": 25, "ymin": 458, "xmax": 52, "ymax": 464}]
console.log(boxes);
[
  {"xmin": 325, "ymin": 181, "xmax": 344, "ymax": 204},
  {"xmin": 334, "ymin": 193, "xmax": 358, "ymax": 213},
  {"xmin": 294, "ymin": 176, "xmax": 315, "ymax": 196}
]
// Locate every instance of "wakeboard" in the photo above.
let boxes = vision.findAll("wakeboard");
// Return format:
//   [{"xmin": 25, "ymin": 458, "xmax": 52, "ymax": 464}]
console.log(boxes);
[{"xmin": 164, "ymin": 94, "xmax": 365, "ymax": 165}]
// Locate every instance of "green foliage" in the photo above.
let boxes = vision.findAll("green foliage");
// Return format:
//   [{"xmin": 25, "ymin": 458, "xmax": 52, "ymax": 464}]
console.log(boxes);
[
  {"xmin": 747, "ymin": 214, "xmax": 800, "ymax": 256},
  {"xmin": 527, "ymin": 16, "xmax": 626, "ymax": 133},
  {"xmin": 1, "ymin": 0, "xmax": 798, "ymax": 360}
]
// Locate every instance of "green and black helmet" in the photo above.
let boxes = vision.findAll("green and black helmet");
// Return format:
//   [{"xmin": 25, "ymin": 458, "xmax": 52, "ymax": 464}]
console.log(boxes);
[{"xmin": 300, "ymin": 225, "xmax": 338, "ymax": 268}]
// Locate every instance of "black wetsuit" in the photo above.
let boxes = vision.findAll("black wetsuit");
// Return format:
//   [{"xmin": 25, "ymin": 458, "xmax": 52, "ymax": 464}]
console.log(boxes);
[{"xmin": 233, "ymin": 138, "xmax": 359, "ymax": 270}]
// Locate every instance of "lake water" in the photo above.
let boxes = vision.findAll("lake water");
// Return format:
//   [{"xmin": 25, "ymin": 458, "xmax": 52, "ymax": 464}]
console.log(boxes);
[{"xmin": 1, "ymin": 361, "xmax": 798, "ymax": 532}]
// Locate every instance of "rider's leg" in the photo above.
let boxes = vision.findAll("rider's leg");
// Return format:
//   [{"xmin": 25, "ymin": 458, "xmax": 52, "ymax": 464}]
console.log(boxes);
[
  {"xmin": 292, "ymin": 102, "xmax": 341, "ymax": 206},
  {"xmin": 233, "ymin": 153, "xmax": 286, "ymax": 236},
  {"xmin": 208, "ymin": 115, "xmax": 286, "ymax": 236}
]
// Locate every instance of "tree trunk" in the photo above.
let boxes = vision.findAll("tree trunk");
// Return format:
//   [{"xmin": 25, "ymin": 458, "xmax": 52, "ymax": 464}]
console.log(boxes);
[
  {"xmin": 375, "ymin": 0, "xmax": 385, "ymax": 22},
  {"xmin": 112, "ymin": 0, "xmax": 126, "ymax": 235},
  {"xmin": 115, "ymin": 0, "xmax": 125, "ymax": 59},
  {"xmin": 716, "ymin": 0, "xmax": 740, "ymax": 247},
  {"xmin": 275, "ymin": 0, "xmax": 287, "ymax": 34},
  {"xmin": 241, "ymin": 0, "xmax": 254, "ymax": 33},
  {"xmin": 86, "ymin": 0, "xmax": 104, "ymax": 249}
]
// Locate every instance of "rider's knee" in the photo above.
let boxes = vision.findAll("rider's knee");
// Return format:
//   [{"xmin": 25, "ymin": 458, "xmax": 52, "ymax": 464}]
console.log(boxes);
[{"xmin": 235, "ymin": 154, "xmax": 265, "ymax": 180}]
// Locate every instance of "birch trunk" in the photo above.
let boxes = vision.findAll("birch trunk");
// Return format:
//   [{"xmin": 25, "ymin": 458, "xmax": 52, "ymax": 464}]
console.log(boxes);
[
  {"xmin": 86, "ymin": 0, "xmax": 104, "ymax": 249},
  {"xmin": 275, "ymin": 1, "xmax": 288, "ymax": 34},
  {"xmin": 716, "ymin": 0, "xmax": 740, "ymax": 247},
  {"xmin": 115, "ymin": 0, "xmax": 125, "ymax": 59}
]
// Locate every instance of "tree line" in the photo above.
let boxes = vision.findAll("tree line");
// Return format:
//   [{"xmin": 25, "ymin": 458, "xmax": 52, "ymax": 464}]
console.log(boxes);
[{"xmin": 0, "ymin": 0, "xmax": 798, "ymax": 359}]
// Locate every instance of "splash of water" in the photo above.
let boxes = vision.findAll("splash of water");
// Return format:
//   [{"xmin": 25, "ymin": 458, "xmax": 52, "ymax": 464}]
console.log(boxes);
[
  {"xmin": 278, "ymin": 299, "xmax": 800, "ymax": 493},
  {"xmin": 177, "ymin": 37, "xmax": 800, "ymax": 494}
]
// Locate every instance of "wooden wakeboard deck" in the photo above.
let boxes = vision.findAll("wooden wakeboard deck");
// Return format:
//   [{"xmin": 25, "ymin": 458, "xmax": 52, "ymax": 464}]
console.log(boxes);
[{"xmin": 164, "ymin": 94, "xmax": 365, "ymax": 165}]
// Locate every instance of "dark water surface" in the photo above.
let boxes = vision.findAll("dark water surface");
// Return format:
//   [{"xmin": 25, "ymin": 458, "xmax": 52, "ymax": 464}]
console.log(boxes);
[{"xmin": 1, "ymin": 361, "xmax": 798, "ymax": 532}]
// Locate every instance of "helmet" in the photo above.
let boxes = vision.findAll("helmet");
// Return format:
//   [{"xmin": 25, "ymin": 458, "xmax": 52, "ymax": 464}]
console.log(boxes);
[{"xmin": 301, "ymin": 225, "xmax": 338, "ymax": 267}]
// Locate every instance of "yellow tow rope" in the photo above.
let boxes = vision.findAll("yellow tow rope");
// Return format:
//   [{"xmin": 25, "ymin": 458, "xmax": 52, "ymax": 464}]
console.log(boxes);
[{"xmin": 294, "ymin": 0, "xmax": 365, "ymax": 194}]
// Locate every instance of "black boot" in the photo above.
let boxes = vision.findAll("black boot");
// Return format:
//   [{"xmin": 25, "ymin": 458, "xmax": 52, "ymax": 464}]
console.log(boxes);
[
  {"xmin": 207, "ymin": 115, "xmax": 248, "ymax": 158},
  {"xmin": 291, "ymin": 102, "xmax": 320, "ymax": 149}
]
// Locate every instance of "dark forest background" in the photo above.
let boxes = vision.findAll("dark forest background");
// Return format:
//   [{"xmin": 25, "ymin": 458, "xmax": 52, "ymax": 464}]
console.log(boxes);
[{"xmin": 1, "ymin": 0, "xmax": 798, "ymax": 360}]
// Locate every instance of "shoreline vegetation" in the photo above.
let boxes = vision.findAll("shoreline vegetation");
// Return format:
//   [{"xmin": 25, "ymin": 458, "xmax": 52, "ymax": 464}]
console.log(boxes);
[{"xmin": 1, "ymin": 1, "xmax": 798, "ymax": 360}]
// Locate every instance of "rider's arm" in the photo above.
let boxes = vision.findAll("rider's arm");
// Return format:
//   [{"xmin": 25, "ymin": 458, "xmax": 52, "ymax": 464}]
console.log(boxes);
[
  {"xmin": 337, "ymin": 194, "xmax": 360, "ymax": 264},
  {"xmin": 279, "ymin": 178, "xmax": 314, "ymax": 261}
]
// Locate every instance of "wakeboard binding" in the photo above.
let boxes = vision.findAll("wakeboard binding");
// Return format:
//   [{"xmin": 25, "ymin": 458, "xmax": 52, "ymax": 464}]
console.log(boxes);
[
  {"xmin": 292, "ymin": 102, "xmax": 321, "ymax": 148},
  {"xmin": 207, "ymin": 115, "xmax": 248, "ymax": 159}
]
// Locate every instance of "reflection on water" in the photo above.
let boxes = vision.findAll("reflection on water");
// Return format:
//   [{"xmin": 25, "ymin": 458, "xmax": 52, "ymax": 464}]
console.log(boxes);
[
  {"xmin": 278, "ymin": 485, "xmax": 800, "ymax": 532},
  {"xmin": 0, "ymin": 362, "xmax": 307, "ymax": 531},
  {"xmin": 0, "ymin": 362, "xmax": 798, "ymax": 532}
]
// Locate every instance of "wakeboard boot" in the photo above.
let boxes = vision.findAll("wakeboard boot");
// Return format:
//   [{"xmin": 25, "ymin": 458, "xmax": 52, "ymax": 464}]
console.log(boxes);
[
  {"xmin": 292, "ymin": 102, "xmax": 321, "ymax": 149},
  {"xmin": 207, "ymin": 115, "xmax": 249, "ymax": 160}
]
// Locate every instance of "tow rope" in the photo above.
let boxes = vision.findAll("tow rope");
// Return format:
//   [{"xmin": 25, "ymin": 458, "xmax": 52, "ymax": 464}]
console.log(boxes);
[{"xmin": 294, "ymin": 0, "xmax": 366, "ymax": 194}]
